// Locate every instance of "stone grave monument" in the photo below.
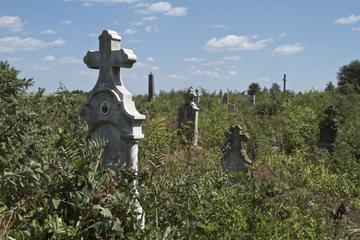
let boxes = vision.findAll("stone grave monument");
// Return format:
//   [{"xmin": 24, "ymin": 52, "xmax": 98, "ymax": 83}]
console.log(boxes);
[
  {"xmin": 222, "ymin": 92, "xmax": 229, "ymax": 104},
  {"xmin": 228, "ymin": 103, "xmax": 236, "ymax": 113},
  {"xmin": 80, "ymin": 29, "xmax": 145, "ymax": 226},
  {"xmin": 148, "ymin": 72, "xmax": 154, "ymax": 102},
  {"xmin": 247, "ymin": 88, "xmax": 256, "ymax": 107},
  {"xmin": 319, "ymin": 105, "xmax": 339, "ymax": 151},
  {"xmin": 283, "ymin": 74, "xmax": 287, "ymax": 92},
  {"xmin": 178, "ymin": 87, "xmax": 200, "ymax": 147},
  {"xmin": 195, "ymin": 88, "xmax": 200, "ymax": 104},
  {"xmin": 222, "ymin": 125, "xmax": 252, "ymax": 172}
]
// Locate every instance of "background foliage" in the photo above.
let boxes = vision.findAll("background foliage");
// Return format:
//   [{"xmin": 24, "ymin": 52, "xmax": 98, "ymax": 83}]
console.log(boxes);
[{"xmin": 0, "ymin": 61, "xmax": 360, "ymax": 239}]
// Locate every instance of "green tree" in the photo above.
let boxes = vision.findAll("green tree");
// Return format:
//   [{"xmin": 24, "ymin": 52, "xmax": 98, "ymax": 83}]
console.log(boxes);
[
  {"xmin": 337, "ymin": 60, "xmax": 360, "ymax": 87},
  {"xmin": 247, "ymin": 82, "xmax": 261, "ymax": 95},
  {"xmin": 325, "ymin": 81, "xmax": 335, "ymax": 91},
  {"xmin": 0, "ymin": 61, "xmax": 32, "ymax": 113},
  {"xmin": 270, "ymin": 83, "xmax": 281, "ymax": 92}
]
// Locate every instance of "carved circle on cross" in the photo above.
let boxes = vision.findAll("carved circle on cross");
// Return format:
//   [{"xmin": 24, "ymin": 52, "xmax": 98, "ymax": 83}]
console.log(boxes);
[{"xmin": 99, "ymin": 100, "xmax": 111, "ymax": 116}]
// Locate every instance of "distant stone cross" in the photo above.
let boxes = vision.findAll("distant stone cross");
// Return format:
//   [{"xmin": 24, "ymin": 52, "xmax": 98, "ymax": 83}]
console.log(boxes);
[
  {"xmin": 81, "ymin": 30, "xmax": 145, "ymax": 226},
  {"xmin": 283, "ymin": 74, "xmax": 287, "ymax": 92},
  {"xmin": 222, "ymin": 125, "xmax": 252, "ymax": 172},
  {"xmin": 178, "ymin": 87, "xmax": 200, "ymax": 147}
]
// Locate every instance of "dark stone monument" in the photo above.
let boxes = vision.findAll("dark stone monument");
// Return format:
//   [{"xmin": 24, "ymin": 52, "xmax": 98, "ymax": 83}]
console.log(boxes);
[
  {"xmin": 247, "ymin": 88, "xmax": 256, "ymax": 107},
  {"xmin": 222, "ymin": 125, "xmax": 252, "ymax": 172},
  {"xmin": 283, "ymin": 74, "xmax": 287, "ymax": 92},
  {"xmin": 148, "ymin": 72, "xmax": 154, "ymax": 102},
  {"xmin": 222, "ymin": 92, "xmax": 228, "ymax": 104},
  {"xmin": 319, "ymin": 105, "xmax": 339, "ymax": 151}
]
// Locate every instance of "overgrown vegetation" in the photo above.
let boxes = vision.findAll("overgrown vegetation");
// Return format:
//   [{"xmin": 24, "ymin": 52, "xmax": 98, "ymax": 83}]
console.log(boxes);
[{"xmin": 1, "ymin": 60, "xmax": 360, "ymax": 239}]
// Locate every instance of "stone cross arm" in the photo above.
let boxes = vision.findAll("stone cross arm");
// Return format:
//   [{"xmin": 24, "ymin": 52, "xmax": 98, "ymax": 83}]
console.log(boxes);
[{"xmin": 84, "ymin": 48, "xmax": 137, "ymax": 69}]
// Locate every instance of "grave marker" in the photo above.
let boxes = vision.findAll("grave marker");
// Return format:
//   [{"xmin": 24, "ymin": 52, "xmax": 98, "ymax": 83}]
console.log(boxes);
[
  {"xmin": 178, "ymin": 87, "xmax": 200, "ymax": 147},
  {"xmin": 80, "ymin": 29, "xmax": 145, "ymax": 226},
  {"xmin": 222, "ymin": 125, "xmax": 252, "ymax": 172},
  {"xmin": 148, "ymin": 72, "xmax": 154, "ymax": 102}
]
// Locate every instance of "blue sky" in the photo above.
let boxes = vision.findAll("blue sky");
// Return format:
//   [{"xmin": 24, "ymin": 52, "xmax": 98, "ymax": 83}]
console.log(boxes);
[{"xmin": 1, "ymin": 0, "xmax": 360, "ymax": 94}]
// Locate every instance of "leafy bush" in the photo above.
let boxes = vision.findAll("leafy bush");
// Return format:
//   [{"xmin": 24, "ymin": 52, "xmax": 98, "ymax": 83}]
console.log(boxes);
[{"xmin": 1, "ymin": 61, "xmax": 359, "ymax": 239}]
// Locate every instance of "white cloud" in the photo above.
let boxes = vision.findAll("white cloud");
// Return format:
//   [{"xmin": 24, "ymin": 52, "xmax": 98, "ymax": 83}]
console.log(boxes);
[
  {"xmin": 61, "ymin": 20, "xmax": 72, "ymax": 25},
  {"xmin": 145, "ymin": 25, "xmax": 158, "ymax": 32},
  {"xmin": 204, "ymin": 35, "xmax": 273, "ymax": 51},
  {"xmin": 5, "ymin": 57, "xmax": 24, "ymax": 62},
  {"xmin": 165, "ymin": 7, "xmax": 187, "ymax": 16},
  {"xmin": 127, "ymin": 38, "xmax": 142, "ymax": 44},
  {"xmin": 145, "ymin": 2, "xmax": 172, "ymax": 13},
  {"xmin": 124, "ymin": 28, "xmax": 136, "ymax": 35},
  {"xmin": 274, "ymin": 43, "xmax": 304, "ymax": 55},
  {"xmin": 279, "ymin": 32, "xmax": 287, "ymax": 37},
  {"xmin": 142, "ymin": 16, "xmax": 157, "ymax": 21},
  {"xmin": 134, "ymin": 2, "xmax": 148, "ymax": 8},
  {"xmin": 211, "ymin": 24, "xmax": 226, "ymax": 29},
  {"xmin": 151, "ymin": 66, "xmax": 160, "ymax": 71},
  {"xmin": 64, "ymin": 0, "xmax": 138, "ymax": 4},
  {"xmin": 134, "ymin": 61, "xmax": 158, "ymax": 71},
  {"xmin": 352, "ymin": 27, "xmax": 360, "ymax": 32},
  {"xmin": 59, "ymin": 56, "xmax": 82, "ymax": 64},
  {"xmin": 228, "ymin": 70, "xmax": 237, "ymax": 76},
  {"xmin": 140, "ymin": 2, "xmax": 187, "ymax": 17},
  {"xmin": 166, "ymin": 74, "xmax": 188, "ymax": 80},
  {"xmin": 131, "ymin": 21, "xmax": 144, "ymax": 26},
  {"xmin": 0, "ymin": 37, "xmax": 65, "ymax": 53},
  {"xmin": 41, "ymin": 29, "xmax": 56, "ymax": 35},
  {"xmin": 223, "ymin": 55, "xmax": 241, "ymax": 61},
  {"xmin": 184, "ymin": 57, "xmax": 205, "ymax": 62},
  {"xmin": 146, "ymin": 57, "xmax": 155, "ymax": 62},
  {"xmin": 0, "ymin": 16, "xmax": 23, "ymax": 32},
  {"xmin": 203, "ymin": 60, "xmax": 225, "ymax": 66},
  {"xmin": 41, "ymin": 55, "xmax": 81, "ymax": 65},
  {"xmin": 190, "ymin": 69, "xmax": 220, "ymax": 79},
  {"xmin": 89, "ymin": 33, "xmax": 97, "ymax": 37},
  {"xmin": 135, "ymin": 61, "xmax": 147, "ymax": 68},
  {"xmin": 335, "ymin": 14, "xmax": 360, "ymax": 25},
  {"xmin": 41, "ymin": 55, "xmax": 56, "ymax": 62}
]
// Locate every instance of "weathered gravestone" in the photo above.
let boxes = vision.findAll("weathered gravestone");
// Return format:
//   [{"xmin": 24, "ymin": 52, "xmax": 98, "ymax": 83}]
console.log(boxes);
[
  {"xmin": 195, "ymin": 88, "xmax": 200, "ymax": 105},
  {"xmin": 270, "ymin": 88, "xmax": 277, "ymax": 102},
  {"xmin": 80, "ymin": 29, "xmax": 145, "ymax": 225},
  {"xmin": 319, "ymin": 105, "xmax": 339, "ymax": 151},
  {"xmin": 222, "ymin": 92, "xmax": 229, "ymax": 104},
  {"xmin": 178, "ymin": 87, "xmax": 200, "ymax": 147},
  {"xmin": 148, "ymin": 72, "xmax": 154, "ymax": 102},
  {"xmin": 222, "ymin": 125, "xmax": 252, "ymax": 172},
  {"xmin": 228, "ymin": 103, "xmax": 236, "ymax": 113},
  {"xmin": 247, "ymin": 95, "xmax": 255, "ymax": 107}
]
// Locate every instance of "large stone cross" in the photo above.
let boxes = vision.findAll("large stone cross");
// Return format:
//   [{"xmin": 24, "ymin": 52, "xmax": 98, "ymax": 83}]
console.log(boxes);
[
  {"xmin": 81, "ymin": 29, "xmax": 145, "ymax": 167},
  {"xmin": 80, "ymin": 30, "xmax": 146, "ymax": 226}
]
